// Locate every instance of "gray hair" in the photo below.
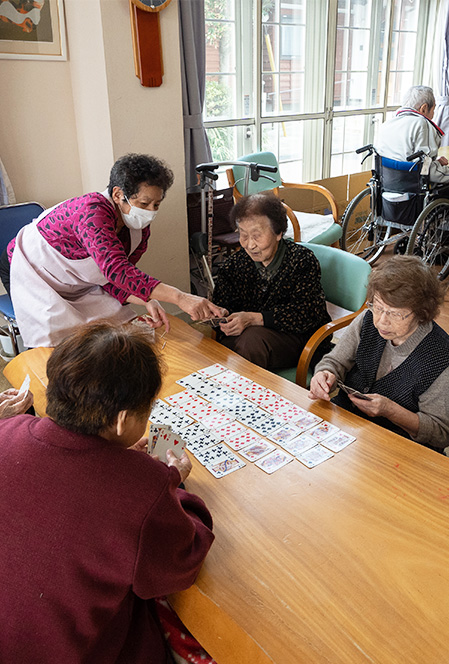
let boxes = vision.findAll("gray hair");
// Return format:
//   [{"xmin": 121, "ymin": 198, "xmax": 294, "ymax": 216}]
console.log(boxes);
[{"xmin": 402, "ymin": 85, "xmax": 435, "ymax": 111}]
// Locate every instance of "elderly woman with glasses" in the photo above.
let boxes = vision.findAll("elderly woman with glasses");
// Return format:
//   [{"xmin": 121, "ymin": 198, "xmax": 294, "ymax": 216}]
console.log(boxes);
[{"xmin": 309, "ymin": 255, "xmax": 449, "ymax": 452}]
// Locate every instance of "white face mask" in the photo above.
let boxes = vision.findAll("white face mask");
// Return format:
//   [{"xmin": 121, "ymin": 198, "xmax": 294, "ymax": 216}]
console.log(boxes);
[{"xmin": 121, "ymin": 196, "xmax": 158, "ymax": 230}]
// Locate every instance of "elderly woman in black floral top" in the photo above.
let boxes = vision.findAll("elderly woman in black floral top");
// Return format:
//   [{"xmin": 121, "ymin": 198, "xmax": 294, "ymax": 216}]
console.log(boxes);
[{"xmin": 212, "ymin": 193, "xmax": 330, "ymax": 369}]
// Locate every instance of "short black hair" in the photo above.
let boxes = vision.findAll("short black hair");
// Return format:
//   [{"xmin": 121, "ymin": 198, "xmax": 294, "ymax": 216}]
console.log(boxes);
[
  {"xmin": 46, "ymin": 322, "xmax": 163, "ymax": 435},
  {"xmin": 108, "ymin": 153, "xmax": 174, "ymax": 198},
  {"xmin": 230, "ymin": 193, "xmax": 288, "ymax": 235}
]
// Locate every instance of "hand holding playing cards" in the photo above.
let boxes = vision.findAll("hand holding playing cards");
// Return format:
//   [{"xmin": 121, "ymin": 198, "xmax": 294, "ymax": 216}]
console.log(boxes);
[
  {"xmin": 0, "ymin": 388, "xmax": 33, "ymax": 419},
  {"xmin": 166, "ymin": 450, "xmax": 192, "ymax": 483},
  {"xmin": 129, "ymin": 437, "xmax": 148, "ymax": 453},
  {"xmin": 309, "ymin": 371, "xmax": 337, "ymax": 401},
  {"xmin": 219, "ymin": 311, "xmax": 263, "ymax": 336},
  {"xmin": 143, "ymin": 300, "xmax": 170, "ymax": 331},
  {"xmin": 178, "ymin": 292, "xmax": 227, "ymax": 322},
  {"xmin": 348, "ymin": 392, "xmax": 388, "ymax": 417}
]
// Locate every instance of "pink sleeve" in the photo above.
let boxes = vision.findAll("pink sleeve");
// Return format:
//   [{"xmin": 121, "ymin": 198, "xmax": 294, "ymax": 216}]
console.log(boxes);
[{"xmin": 75, "ymin": 200, "xmax": 160, "ymax": 302}]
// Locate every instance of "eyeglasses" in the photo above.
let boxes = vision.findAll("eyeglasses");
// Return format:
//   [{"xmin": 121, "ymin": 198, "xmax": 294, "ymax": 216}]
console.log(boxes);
[{"xmin": 366, "ymin": 302, "xmax": 413, "ymax": 321}]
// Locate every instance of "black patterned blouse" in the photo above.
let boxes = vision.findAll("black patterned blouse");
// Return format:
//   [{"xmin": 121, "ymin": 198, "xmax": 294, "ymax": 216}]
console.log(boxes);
[{"xmin": 212, "ymin": 240, "xmax": 330, "ymax": 335}]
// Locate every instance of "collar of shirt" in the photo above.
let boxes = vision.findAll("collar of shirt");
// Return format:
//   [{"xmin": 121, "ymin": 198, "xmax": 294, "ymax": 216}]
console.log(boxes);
[{"xmin": 255, "ymin": 238, "xmax": 286, "ymax": 281}]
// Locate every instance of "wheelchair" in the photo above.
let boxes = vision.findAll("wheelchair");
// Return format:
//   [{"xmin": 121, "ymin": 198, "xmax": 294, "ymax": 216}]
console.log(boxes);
[{"xmin": 340, "ymin": 144, "xmax": 449, "ymax": 279}]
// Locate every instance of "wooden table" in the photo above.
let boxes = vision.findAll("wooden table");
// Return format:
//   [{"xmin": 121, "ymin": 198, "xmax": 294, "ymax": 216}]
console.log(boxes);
[{"xmin": 5, "ymin": 317, "xmax": 449, "ymax": 663}]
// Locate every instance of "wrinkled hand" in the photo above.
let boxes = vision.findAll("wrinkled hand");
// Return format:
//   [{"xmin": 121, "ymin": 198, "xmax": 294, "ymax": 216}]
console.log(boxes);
[
  {"xmin": 438, "ymin": 156, "xmax": 449, "ymax": 166},
  {"xmin": 144, "ymin": 300, "xmax": 170, "ymax": 332},
  {"xmin": 0, "ymin": 388, "xmax": 34, "ymax": 419},
  {"xmin": 166, "ymin": 450, "xmax": 192, "ymax": 483},
  {"xmin": 308, "ymin": 371, "xmax": 336, "ymax": 401},
  {"xmin": 178, "ymin": 292, "xmax": 227, "ymax": 321},
  {"xmin": 219, "ymin": 311, "xmax": 263, "ymax": 336},
  {"xmin": 129, "ymin": 436, "xmax": 148, "ymax": 453},
  {"xmin": 348, "ymin": 392, "xmax": 390, "ymax": 418}
]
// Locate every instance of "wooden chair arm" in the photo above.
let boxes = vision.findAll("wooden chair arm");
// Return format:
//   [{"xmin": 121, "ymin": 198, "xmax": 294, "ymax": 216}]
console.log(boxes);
[
  {"xmin": 282, "ymin": 202, "xmax": 301, "ymax": 242},
  {"xmin": 281, "ymin": 181, "xmax": 339, "ymax": 224},
  {"xmin": 295, "ymin": 307, "xmax": 365, "ymax": 388}
]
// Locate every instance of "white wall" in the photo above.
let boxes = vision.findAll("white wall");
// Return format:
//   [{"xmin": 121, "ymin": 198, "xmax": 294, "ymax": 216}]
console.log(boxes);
[{"xmin": 1, "ymin": 0, "xmax": 190, "ymax": 297}]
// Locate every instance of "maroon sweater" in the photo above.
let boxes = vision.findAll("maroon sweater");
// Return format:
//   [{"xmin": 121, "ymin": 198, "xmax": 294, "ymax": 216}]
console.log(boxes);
[{"xmin": 0, "ymin": 416, "xmax": 214, "ymax": 663}]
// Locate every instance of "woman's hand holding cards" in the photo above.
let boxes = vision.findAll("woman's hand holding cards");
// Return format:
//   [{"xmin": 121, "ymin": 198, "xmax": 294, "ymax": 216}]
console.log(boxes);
[
  {"xmin": 309, "ymin": 371, "xmax": 336, "ymax": 401},
  {"xmin": 0, "ymin": 388, "xmax": 34, "ymax": 419},
  {"xmin": 166, "ymin": 450, "xmax": 192, "ymax": 483}
]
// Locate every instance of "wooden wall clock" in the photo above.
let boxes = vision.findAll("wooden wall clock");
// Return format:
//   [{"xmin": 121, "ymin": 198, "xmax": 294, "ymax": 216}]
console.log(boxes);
[{"xmin": 129, "ymin": 0, "xmax": 173, "ymax": 87}]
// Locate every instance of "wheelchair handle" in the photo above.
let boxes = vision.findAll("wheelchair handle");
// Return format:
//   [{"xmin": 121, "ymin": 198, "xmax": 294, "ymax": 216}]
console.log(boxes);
[
  {"xmin": 254, "ymin": 163, "xmax": 278, "ymax": 173},
  {"xmin": 407, "ymin": 151, "xmax": 425, "ymax": 162},
  {"xmin": 196, "ymin": 163, "xmax": 220, "ymax": 173},
  {"xmin": 356, "ymin": 144, "xmax": 373, "ymax": 155}
]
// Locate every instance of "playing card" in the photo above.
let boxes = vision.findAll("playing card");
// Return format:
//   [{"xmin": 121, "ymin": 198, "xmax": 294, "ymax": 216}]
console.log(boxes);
[
  {"xmin": 148, "ymin": 404, "xmax": 194, "ymax": 431},
  {"xmin": 260, "ymin": 396, "xmax": 297, "ymax": 417},
  {"xmin": 291, "ymin": 411, "xmax": 323, "ymax": 432},
  {"xmin": 211, "ymin": 369, "xmax": 241, "ymax": 386},
  {"xmin": 176, "ymin": 372, "xmax": 207, "ymax": 391},
  {"xmin": 238, "ymin": 440, "xmax": 276, "ymax": 462},
  {"xmin": 212, "ymin": 421, "xmax": 262, "ymax": 451},
  {"xmin": 255, "ymin": 449, "xmax": 294, "ymax": 474},
  {"xmin": 164, "ymin": 390, "xmax": 207, "ymax": 410},
  {"xmin": 321, "ymin": 431, "xmax": 356, "ymax": 452},
  {"xmin": 248, "ymin": 415, "xmax": 285, "ymax": 438},
  {"xmin": 279, "ymin": 434, "xmax": 317, "ymax": 456},
  {"xmin": 235, "ymin": 407, "xmax": 270, "ymax": 428},
  {"xmin": 192, "ymin": 382, "xmax": 225, "ymax": 401},
  {"xmin": 238, "ymin": 381, "xmax": 269, "ymax": 401},
  {"xmin": 224, "ymin": 374, "xmax": 253, "ymax": 394},
  {"xmin": 212, "ymin": 390, "xmax": 245, "ymax": 410},
  {"xmin": 206, "ymin": 456, "xmax": 246, "ymax": 478},
  {"xmin": 296, "ymin": 444, "xmax": 334, "ymax": 468},
  {"xmin": 270, "ymin": 402, "xmax": 309, "ymax": 422},
  {"xmin": 195, "ymin": 443, "xmax": 235, "ymax": 466},
  {"xmin": 199, "ymin": 411, "xmax": 235, "ymax": 430},
  {"xmin": 18, "ymin": 374, "xmax": 30, "ymax": 398},
  {"xmin": 151, "ymin": 427, "xmax": 186, "ymax": 460},
  {"xmin": 181, "ymin": 423, "xmax": 221, "ymax": 454},
  {"xmin": 267, "ymin": 422, "xmax": 302, "ymax": 444},
  {"xmin": 225, "ymin": 399, "xmax": 260, "ymax": 419},
  {"xmin": 197, "ymin": 363, "xmax": 227, "ymax": 377},
  {"xmin": 306, "ymin": 421, "xmax": 340, "ymax": 442}
]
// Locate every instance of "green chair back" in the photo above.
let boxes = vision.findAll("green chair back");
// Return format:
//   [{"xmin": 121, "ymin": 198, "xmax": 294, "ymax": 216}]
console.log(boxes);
[
  {"xmin": 300, "ymin": 242, "xmax": 371, "ymax": 312},
  {"xmin": 232, "ymin": 151, "xmax": 282, "ymax": 196}
]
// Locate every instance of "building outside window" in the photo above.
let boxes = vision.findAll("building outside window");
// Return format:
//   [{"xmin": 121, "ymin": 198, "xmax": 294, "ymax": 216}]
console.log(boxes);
[{"xmin": 204, "ymin": 0, "xmax": 432, "ymax": 183}]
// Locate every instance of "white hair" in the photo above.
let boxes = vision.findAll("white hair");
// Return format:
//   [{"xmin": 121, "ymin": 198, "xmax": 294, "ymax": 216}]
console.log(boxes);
[{"xmin": 402, "ymin": 86, "xmax": 435, "ymax": 111}]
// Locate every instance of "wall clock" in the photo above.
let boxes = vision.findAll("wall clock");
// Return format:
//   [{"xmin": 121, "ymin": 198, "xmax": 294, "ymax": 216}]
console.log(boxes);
[{"xmin": 129, "ymin": 0, "xmax": 173, "ymax": 87}]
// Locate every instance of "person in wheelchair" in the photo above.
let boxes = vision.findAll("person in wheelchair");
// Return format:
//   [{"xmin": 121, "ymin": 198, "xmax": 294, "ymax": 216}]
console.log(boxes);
[
  {"xmin": 212, "ymin": 193, "xmax": 331, "ymax": 370},
  {"xmin": 376, "ymin": 85, "xmax": 449, "ymax": 185},
  {"xmin": 309, "ymin": 256, "xmax": 449, "ymax": 453}
]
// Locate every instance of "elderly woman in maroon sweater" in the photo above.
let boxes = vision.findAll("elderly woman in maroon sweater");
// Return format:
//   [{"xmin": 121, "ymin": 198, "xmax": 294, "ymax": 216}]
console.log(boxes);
[{"xmin": 0, "ymin": 323, "xmax": 214, "ymax": 663}]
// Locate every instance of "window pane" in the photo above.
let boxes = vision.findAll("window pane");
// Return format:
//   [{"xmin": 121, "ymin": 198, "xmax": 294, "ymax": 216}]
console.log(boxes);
[
  {"xmin": 335, "ymin": 0, "xmax": 388, "ymax": 110},
  {"xmin": 331, "ymin": 113, "xmax": 382, "ymax": 176},
  {"xmin": 262, "ymin": 119, "xmax": 325, "ymax": 181},
  {"xmin": 205, "ymin": 76, "xmax": 235, "ymax": 120},
  {"xmin": 262, "ymin": 0, "xmax": 326, "ymax": 116},
  {"xmin": 388, "ymin": 0, "xmax": 420, "ymax": 106}
]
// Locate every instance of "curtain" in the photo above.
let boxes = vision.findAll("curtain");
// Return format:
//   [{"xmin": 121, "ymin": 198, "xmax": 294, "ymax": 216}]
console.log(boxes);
[
  {"xmin": 433, "ymin": 0, "xmax": 449, "ymax": 144},
  {"xmin": 178, "ymin": 0, "xmax": 212, "ymax": 191}
]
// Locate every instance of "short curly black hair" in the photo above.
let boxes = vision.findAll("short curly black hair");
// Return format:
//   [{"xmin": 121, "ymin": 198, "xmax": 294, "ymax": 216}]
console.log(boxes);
[
  {"xmin": 108, "ymin": 153, "xmax": 174, "ymax": 198},
  {"xmin": 230, "ymin": 193, "xmax": 288, "ymax": 235}
]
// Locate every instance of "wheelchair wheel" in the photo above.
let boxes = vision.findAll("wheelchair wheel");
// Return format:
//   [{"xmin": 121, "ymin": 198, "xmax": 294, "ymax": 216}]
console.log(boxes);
[
  {"xmin": 341, "ymin": 188, "xmax": 391, "ymax": 265},
  {"xmin": 406, "ymin": 198, "xmax": 449, "ymax": 280}
]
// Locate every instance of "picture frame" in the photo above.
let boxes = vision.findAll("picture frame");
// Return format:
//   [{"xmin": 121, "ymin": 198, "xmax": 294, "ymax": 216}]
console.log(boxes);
[{"xmin": 0, "ymin": 0, "xmax": 67, "ymax": 60}]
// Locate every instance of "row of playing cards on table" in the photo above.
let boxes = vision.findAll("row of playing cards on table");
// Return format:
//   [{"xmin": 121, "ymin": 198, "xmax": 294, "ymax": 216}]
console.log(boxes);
[{"xmin": 148, "ymin": 363, "xmax": 356, "ymax": 478}]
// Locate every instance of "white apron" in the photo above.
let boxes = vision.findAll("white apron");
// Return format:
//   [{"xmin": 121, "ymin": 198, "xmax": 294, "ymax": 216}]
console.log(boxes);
[{"xmin": 10, "ymin": 199, "xmax": 142, "ymax": 348}]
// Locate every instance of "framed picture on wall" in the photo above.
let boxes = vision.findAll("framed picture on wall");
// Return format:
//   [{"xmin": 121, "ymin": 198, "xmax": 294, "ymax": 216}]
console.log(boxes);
[{"xmin": 0, "ymin": 0, "xmax": 67, "ymax": 60}]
